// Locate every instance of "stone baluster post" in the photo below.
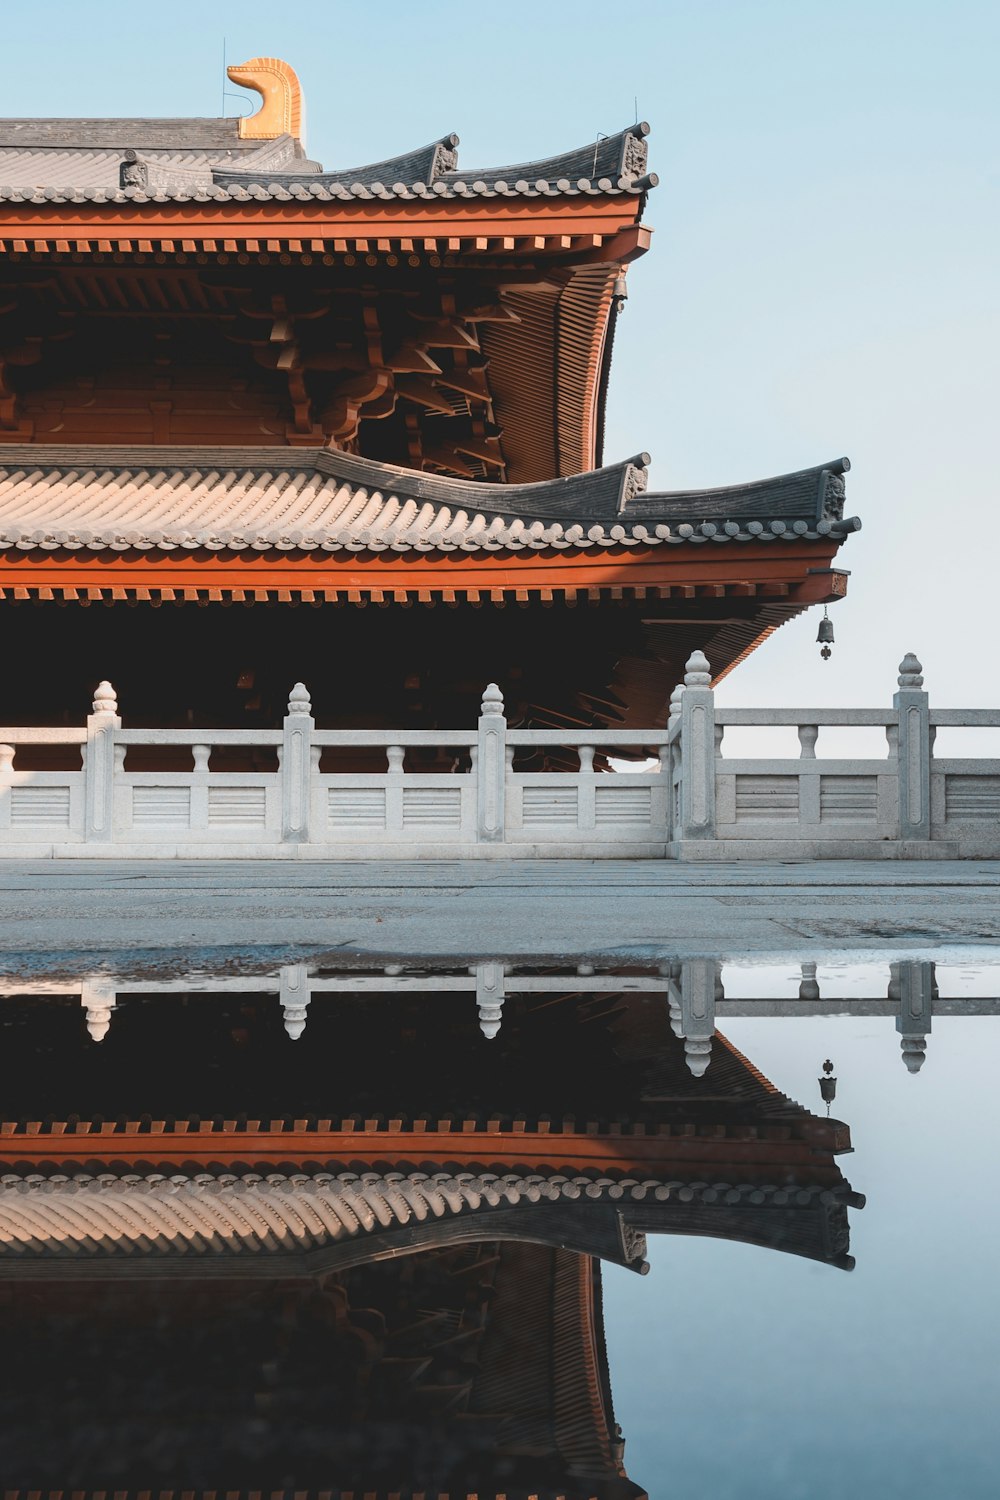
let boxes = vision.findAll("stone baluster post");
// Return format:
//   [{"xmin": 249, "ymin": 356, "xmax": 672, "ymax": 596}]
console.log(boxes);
[
  {"xmin": 666, "ymin": 683, "xmax": 684, "ymax": 840},
  {"xmin": 477, "ymin": 683, "xmax": 506, "ymax": 844},
  {"xmin": 799, "ymin": 961, "xmax": 820, "ymax": 1002},
  {"xmin": 81, "ymin": 977, "xmax": 116, "ymax": 1042},
  {"xmin": 797, "ymin": 723, "xmax": 821, "ymax": 825},
  {"xmin": 190, "ymin": 743, "xmax": 210, "ymax": 830},
  {"xmin": 279, "ymin": 963, "xmax": 311, "ymax": 1040},
  {"xmin": 891, "ymin": 960, "xmax": 935, "ymax": 1072},
  {"xmin": 577, "ymin": 743, "xmax": 596, "ymax": 831},
  {"xmin": 84, "ymin": 681, "xmax": 120, "ymax": 843},
  {"xmin": 282, "ymin": 683, "xmax": 314, "ymax": 844},
  {"xmin": 385, "ymin": 745, "xmax": 405, "ymax": 835},
  {"xmin": 678, "ymin": 651, "xmax": 716, "ymax": 842},
  {"xmin": 798, "ymin": 725, "xmax": 819, "ymax": 758},
  {"xmin": 662, "ymin": 962, "xmax": 684, "ymax": 1036},
  {"xmin": 894, "ymin": 654, "xmax": 931, "ymax": 841},
  {"xmin": 668, "ymin": 999, "xmax": 684, "ymax": 1037},
  {"xmin": 474, "ymin": 961, "xmax": 506, "ymax": 1038},
  {"xmin": 667, "ymin": 684, "xmax": 684, "ymax": 736},
  {"xmin": 0, "ymin": 743, "xmax": 13, "ymax": 833},
  {"xmin": 679, "ymin": 958, "xmax": 717, "ymax": 1076}
]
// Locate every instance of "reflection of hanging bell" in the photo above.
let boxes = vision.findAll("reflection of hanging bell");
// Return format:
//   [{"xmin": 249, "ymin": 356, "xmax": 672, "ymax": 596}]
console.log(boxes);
[
  {"xmin": 817, "ymin": 607, "xmax": 834, "ymax": 661},
  {"xmin": 819, "ymin": 1058, "xmax": 837, "ymax": 1106}
]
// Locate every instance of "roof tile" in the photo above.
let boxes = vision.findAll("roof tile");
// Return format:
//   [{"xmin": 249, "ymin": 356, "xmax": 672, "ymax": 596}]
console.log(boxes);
[{"xmin": 0, "ymin": 446, "xmax": 856, "ymax": 555}]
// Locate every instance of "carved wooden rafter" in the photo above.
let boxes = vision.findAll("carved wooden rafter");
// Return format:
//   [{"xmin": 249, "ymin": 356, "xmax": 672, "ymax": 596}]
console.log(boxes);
[{"xmin": 0, "ymin": 263, "xmax": 519, "ymax": 472}]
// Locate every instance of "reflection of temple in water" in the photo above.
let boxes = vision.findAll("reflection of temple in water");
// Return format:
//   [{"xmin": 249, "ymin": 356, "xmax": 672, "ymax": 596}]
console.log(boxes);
[
  {"xmin": 3, "ymin": 1245, "xmax": 639, "ymax": 1498},
  {"xmin": 0, "ymin": 975, "xmax": 863, "ymax": 1494}
]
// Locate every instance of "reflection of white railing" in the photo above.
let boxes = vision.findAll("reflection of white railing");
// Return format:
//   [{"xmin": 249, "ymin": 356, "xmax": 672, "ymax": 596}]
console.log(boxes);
[
  {"xmin": 0, "ymin": 682, "xmax": 670, "ymax": 858},
  {"xmin": 4, "ymin": 959, "xmax": 981, "ymax": 1072},
  {"xmin": 668, "ymin": 651, "xmax": 1000, "ymax": 858}
]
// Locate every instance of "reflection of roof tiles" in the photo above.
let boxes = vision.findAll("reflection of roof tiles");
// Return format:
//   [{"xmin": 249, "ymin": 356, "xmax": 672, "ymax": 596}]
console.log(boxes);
[
  {"xmin": 0, "ymin": 1167, "xmax": 862, "ymax": 1268},
  {"xmin": 0, "ymin": 447, "xmax": 858, "ymax": 554},
  {"xmin": 0, "ymin": 122, "xmax": 655, "ymax": 202}
]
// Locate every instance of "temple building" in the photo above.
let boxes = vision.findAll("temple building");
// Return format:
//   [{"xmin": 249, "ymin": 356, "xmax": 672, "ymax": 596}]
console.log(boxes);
[
  {"xmin": 0, "ymin": 970, "xmax": 863, "ymax": 1494},
  {"xmin": 0, "ymin": 57, "xmax": 859, "ymax": 737},
  {"xmin": 0, "ymin": 55, "xmax": 867, "ymax": 1497}
]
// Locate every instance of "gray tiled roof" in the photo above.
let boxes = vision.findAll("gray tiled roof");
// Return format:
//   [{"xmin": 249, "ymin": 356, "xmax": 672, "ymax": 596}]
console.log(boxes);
[
  {"xmin": 0, "ymin": 118, "xmax": 246, "ymax": 148},
  {"xmin": 0, "ymin": 145, "xmax": 250, "ymax": 191},
  {"xmin": 0, "ymin": 128, "xmax": 313, "ymax": 197},
  {"xmin": 215, "ymin": 123, "xmax": 656, "ymax": 200},
  {"xmin": 0, "ymin": 446, "xmax": 857, "ymax": 554},
  {"xmin": 0, "ymin": 121, "xmax": 655, "ymax": 203}
]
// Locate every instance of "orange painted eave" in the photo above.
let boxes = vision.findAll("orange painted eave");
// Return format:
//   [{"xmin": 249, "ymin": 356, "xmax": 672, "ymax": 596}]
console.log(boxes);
[
  {"xmin": 0, "ymin": 1128, "xmax": 848, "ymax": 1173},
  {"xmin": 0, "ymin": 197, "xmax": 651, "ymax": 246},
  {"xmin": 0, "ymin": 541, "xmax": 846, "ymax": 595}
]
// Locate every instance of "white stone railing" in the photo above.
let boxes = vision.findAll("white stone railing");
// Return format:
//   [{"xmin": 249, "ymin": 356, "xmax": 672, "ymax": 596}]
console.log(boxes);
[
  {"xmin": 0, "ymin": 682, "xmax": 671, "ymax": 858},
  {"xmin": 4, "ymin": 652, "xmax": 997, "ymax": 860},
  {"xmin": 668, "ymin": 650, "xmax": 1000, "ymax": 858}
]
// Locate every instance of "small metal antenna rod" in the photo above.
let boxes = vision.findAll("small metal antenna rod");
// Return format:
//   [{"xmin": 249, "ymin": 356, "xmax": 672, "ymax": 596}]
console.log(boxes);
[
  {"xmin": 220, "ymin": 42, "xmax": 253, "ymax": 119},
  {"xmin": 591, "ymin": 132, "xmax": 608, "ymax": 180}
]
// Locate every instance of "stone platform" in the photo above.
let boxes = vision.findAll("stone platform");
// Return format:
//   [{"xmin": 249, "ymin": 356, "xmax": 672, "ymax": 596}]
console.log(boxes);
[{"xmin": 1, "ymin": 859, "xmax": 998, "ymax": 976}]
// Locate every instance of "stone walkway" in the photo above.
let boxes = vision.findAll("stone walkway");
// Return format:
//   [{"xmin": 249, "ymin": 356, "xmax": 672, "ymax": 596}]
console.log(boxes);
[{"xmin": 1, "ymin": 859, "xmax": 999, "ymax": 974}]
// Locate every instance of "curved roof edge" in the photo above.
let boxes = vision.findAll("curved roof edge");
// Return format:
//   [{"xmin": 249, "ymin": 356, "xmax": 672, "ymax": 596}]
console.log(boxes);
[
  {"xmin": 214, "ymin": 132, "xmax": 460, "ymax": 190},
  {"xmin": 0, "ymin": 115, "xmax": 656, "ymax": 203},
  {"xmin": 0, "ymin": 446, "xmax": 861, "ymax": 554},
  {"xmin": 211, "ymin": 123, "xmax": 656, "ymax": 201},
  {"xmin": 0, "ymin": 445, "xmax": 852, "ymax": 524},
  {"xmin": 0, "ymin": 1168, "xmax": 862, "ymax": 1275}
]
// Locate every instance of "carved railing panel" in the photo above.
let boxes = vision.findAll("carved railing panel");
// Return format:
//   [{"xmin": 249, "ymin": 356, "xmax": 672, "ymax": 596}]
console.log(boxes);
[
  {"xmin": 0, "ymin": 684, "xmax": 669, "ymax": 857},
  {"xmin": 667, "ymin": 651, "xmax": 1000, "ymax": 858}
]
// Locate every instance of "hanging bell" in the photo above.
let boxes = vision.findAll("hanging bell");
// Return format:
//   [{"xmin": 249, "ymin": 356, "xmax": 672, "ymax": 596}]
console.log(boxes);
[
  {"xmin": 613, "ymin": 271, "xmax": 628, "ymax": 313},
  {"xmin": 817, "ymin": 607, "xmax": 834, "ymax": 661},
  {"xmin": 818, "ymin": 1058, "xmax": 837, "ymax": 1106}
]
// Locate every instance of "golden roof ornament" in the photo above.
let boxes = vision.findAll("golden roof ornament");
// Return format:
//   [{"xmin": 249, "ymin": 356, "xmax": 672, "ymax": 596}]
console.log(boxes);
[{"xmin": 226, "ymin": 56, "xmax": 304, "ymax": 141}]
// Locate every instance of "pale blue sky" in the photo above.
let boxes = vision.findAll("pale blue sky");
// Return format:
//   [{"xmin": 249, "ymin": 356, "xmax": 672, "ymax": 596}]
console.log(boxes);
[
  {"xmin": 604, "ymin": 1007, "xmax": 1000, "ymax": 1500},
  {"xmin": 3, "ymin": 1, "xmax": 998, "ymax": 716}
]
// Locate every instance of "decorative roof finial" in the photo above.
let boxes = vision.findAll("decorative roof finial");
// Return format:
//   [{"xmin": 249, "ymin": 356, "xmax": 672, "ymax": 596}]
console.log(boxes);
[
  {"xmin": 897, "ymin": 653, "xmax": 924, "ymax": 689},
  {"xmin": 227, "ymin": 57, "xmax": 304, "ymax": 141}
]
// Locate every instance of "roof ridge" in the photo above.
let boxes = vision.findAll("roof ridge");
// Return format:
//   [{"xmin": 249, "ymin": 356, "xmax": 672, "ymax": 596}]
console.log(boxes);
[
  {"xmin": 0, "ymin": 122, "xmax": 656, "ymax": 199},
  {"xmin": 214, "ymin": 132, "xmax": 460, "ymax": 188}
]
